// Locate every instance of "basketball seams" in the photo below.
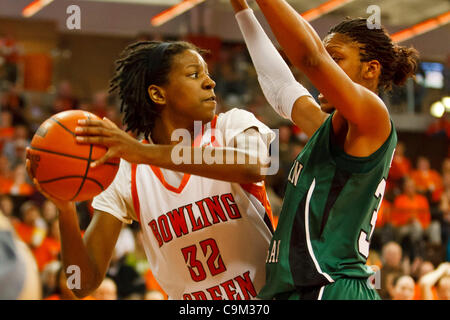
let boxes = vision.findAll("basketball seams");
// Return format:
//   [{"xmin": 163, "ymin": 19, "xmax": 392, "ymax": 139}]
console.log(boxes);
[
  {"xmin": 51, "ymin": 117, "xmax": 76, "ymax": 137},
  {"xmin": 31, "ymin": 110, "xmax": 119, "ymax": 201},
  {"xmin": 39, "ymin": 175, "xmax": 105, "ymax": 191},
  {"xmin": 70, "ymin": 113, "xmax": 94, "ymax": 201},
  {"xmin": 29, "ymin": 147, "xmax": 119, "ymax": 166}
]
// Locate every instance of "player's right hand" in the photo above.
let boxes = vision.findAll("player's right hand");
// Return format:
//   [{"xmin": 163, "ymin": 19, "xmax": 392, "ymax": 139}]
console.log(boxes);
[{"xmin": 25, "ymin": 149, "xmax": 76, "ymax": 214}]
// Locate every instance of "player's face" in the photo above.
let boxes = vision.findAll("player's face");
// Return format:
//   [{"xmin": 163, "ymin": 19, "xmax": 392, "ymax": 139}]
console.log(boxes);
[
  {"xmin": 319, "ymin": 32, "xmax": 367, "ymax": 113},
  {"xmin": 163, "ymin": 49, "xmax": 216, "ymax": 125}
]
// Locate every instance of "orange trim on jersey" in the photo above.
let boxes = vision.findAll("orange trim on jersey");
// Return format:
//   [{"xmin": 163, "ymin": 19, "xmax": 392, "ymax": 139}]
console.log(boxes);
[
  {"xmin": 240, "ymin": 182, "xmax": 274, "ymax": 230},
  {"xmin": 131, "ymin": 163, "xmax": 141, "ymax": 224},
  {"xmin": 149, "ymin": 166, "xmax": 192, "ymax": 194}
]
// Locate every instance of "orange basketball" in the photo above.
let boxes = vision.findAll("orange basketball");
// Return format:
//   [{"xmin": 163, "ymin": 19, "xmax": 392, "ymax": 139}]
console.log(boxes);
[{"xmin": 28, "ymin": 110, "xmax": 120, "ymax": 202}]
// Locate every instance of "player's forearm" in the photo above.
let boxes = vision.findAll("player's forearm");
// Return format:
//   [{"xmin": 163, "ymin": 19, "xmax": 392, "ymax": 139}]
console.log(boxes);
[
  {"xmin": 58, "ymin": 207, "xmax": 101, "ymax": 298},
  {"xmin": 140, "ymin": 144, "xmax": 266, "ymax": 183},
  {"xmin": 255, "ymin": 0, "xmax": 327, "ymax": 69}
]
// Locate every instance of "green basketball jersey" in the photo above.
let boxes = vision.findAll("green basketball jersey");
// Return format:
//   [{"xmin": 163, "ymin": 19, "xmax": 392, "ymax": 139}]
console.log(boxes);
[{"xmin": 259, "ymin": 113, "xmax": 397, "ymax": 299}]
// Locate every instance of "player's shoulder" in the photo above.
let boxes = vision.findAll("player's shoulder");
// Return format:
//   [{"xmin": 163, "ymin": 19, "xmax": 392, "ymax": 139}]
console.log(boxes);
[
  {"xmin": 217, "ymin": 107, "xmax": 256, "ymax": 122},
  {"xmin": 115, "ymin": 158, "xmax": 132, "ymax": 178}
]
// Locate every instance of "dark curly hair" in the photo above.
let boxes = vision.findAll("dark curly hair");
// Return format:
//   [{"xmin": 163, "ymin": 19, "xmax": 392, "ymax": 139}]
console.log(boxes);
[
  {"xmin": 328, "ymin": 18, "xmax": 419, "ymax": 92},
  {"xmin": 109, "ymin": 41, "xmax": 207, "ymax": 139}
]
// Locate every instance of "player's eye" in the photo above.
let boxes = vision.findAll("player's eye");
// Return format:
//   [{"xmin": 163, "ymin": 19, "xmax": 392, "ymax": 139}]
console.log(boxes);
[{"xmin": 188, "ymin": 72, "xmax": 199, "ymax": 79}]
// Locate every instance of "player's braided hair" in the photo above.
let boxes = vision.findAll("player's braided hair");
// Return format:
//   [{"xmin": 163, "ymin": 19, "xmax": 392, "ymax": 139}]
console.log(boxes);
[
  {"xmin": 328, "ymin": 18, "xmax": 419, "ymax": 92},
  {"xmin": 109, "ymin": 40, "xmax": 206, "ymax": 139}
]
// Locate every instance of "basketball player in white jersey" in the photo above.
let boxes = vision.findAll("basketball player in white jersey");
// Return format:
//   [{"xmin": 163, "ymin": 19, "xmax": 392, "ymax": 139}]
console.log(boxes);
[{"xmin": 27, "ymin": 41, "xmax": 276, "ymax": 300}]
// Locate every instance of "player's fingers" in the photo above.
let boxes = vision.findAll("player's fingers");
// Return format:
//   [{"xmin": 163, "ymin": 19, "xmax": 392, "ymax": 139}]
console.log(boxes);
[
  {"xmin": 75, "ymin": 126, "xmax": 113, "ymax": 136},
  {"xmin": 90, "ymin": 149, "xmax": 114, "ymax": 168},
  {"xmin": 75, "ymin": 135, "xmax": 111, "ymax": 145},
  {"xmin": 102, "ymin": 117, "xmax": 118, "ymax": 129},
  {"xmin": 77, "ymin": 119, "xmax": 109, "ymax": 127}
]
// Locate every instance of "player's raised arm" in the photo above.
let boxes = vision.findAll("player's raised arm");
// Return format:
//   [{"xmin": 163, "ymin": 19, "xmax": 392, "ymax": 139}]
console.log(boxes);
[
  {"xmin": 230, "ymin": 0, "xmax": 326, "ymax": 137},
  {"xmin": 254, "ymin": 0, "xmax": 391, "ymax": 138}
]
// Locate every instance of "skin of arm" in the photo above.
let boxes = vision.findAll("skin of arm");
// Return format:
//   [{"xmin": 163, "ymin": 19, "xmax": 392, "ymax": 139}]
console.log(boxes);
[
  {"xmin": 59, "ymin": 208, "xmax": 123, "ymax": 298},
  {"xmin": 419, "ymin": 262, "xmax": 450, "ymax": 300},
  {"xmin": 75, "ymin": 118, "xmax": 270, "ymax": 184},
  {"xmin": 231, "ymin": 0, "xmax": 327, "ymax": 137},
  {"xmin": 25, "ymin": 158, "xmax": 123, "ymax": 298},
  {"xmin": 254, "ymin": 0, "xmax": 391, "ymax": 150}
]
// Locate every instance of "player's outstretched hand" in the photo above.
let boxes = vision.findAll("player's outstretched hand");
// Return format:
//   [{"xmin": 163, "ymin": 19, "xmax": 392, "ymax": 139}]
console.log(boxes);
[
  {"xmin": 75, "ymin": 117, "xmax": 144, "ymax": 167},
  {"xmin": 25, "ymin": 153, "xmax": 76, "ymax": 213}
]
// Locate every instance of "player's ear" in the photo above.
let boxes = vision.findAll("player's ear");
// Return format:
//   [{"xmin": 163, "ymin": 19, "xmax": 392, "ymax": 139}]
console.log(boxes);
[
  {"xmin": 362, "ymin": 60, "xmax": 381, "ymax": 81},
  {"xmin": 148, "ymin": 85, "xmax": 166, "ymax": 105}
]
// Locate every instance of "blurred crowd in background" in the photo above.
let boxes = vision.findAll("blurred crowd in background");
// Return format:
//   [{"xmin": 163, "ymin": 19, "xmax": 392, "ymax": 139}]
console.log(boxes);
[{"xmin": 1, "ymin": 32, "xmax": 450, "ymax": 300}]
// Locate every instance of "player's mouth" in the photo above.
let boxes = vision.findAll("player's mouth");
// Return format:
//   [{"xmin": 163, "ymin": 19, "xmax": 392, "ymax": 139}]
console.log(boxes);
[{"xmin": 203, "ymin": 95, "xmax": 217, "ymax": 105}]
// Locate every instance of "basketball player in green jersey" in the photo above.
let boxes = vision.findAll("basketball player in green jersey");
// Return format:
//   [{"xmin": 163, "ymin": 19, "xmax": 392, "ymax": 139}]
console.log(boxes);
[{"xmin": 230, "ymin": 0, "xmax": 418, "ymax": 299}]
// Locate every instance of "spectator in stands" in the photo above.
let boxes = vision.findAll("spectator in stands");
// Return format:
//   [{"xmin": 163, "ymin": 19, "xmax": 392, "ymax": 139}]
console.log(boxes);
[
  {"xmin": 144, "ymin": 290, "xmax": 165, "ymax": 300},
  {"xmin": 413, "ymin": 260, "xmax": 436, "ymax": 299},
  {"xmin": 387, "ymin": 141, "xmax": 411, "ymax": 196},
  {"xmin": 6, "ymin": 163, "xmax": 34, "ymax": 197},
  {"xmin": 0, "ymin": 85, "xmax": 27, "ymax": 125},
  {"xmin": 125, "ymin": 230, "xmax": 167, "ymax": 300},
  {"xmin": 42, "ymin": 261, "xmax": 94, "ymax": 300},
  {"xmin": 371, "ymin": 199, "xmax": 395, "ymax": 251},
  {"xmin": 410, "ymin": 156, "xmax": 443, "ymax": 204},
  {"xmin": 0, "ymin": 155, "xmax": 12, "ymax": 194},
  {"xmin": 0, "ymin": 33, "xmax": 20, "ymax": 84},
  {"xmin": 14, "ymin": 201, "xmax": 46, "ymax": 249},
  {"xmin": 3, "ymin": 124, "xmax": 30, "ymax": 167},
  {"xmin": 0, "ymin": 194, "xmax": 18, "ymax": 225},
  {"xmin": 391, "ymin": 177, "xmax": 440, "ymax": 259},
  {"xmin": 389, "ymin": 274, "xmax": 416, "ymax": 300},
  {"xmin": 436, "ymin": 274, "xmax": 450, "ymax": 300},
  {"xmin": 419, "ymin": 262, "xmax": 450, "ymax": 300},
  {"xmin": 107, "ymin": 231, "xmax": 146, "ymax": 300},
  {"xmin": 378, "ymin": 241, "xmax": 405, "ymax": 299},
  {"xmin": 5, "ymin": 138, "xmax": 28, "ymax": 169},
  {"xmin": 52, "ymin": 80, "xmax": 79, "ymax": 113},
  {"xmin": 33, "ymin": 218, "xmax": 61, "ymax": 271},
  {"xmin": 41, "ymin": 199, "xmax": 58, "ymax": 225},
  {"xmin": 0, "ymin": 109, "xmax": 15, "ymax": 151},
  {"xmin": 89, "ymin": 91, "xmax": 111, "ymax": 120},
  {"xmin": 439, "ymin": 170, "xmax": 450, "ymax": 261},
  {"xmin": 91, "ymin": 277, "xmax": 118, "ymax": 300}
]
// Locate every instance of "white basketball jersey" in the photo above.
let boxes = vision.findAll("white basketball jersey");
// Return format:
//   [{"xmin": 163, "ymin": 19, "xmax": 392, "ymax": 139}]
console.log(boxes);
[{"xmin": 93, "ymin": 109, "xmax": 275, "ymax": 300}]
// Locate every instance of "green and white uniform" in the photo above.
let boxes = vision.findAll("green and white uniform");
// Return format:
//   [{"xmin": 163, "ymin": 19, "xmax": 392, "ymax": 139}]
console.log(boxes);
[{"xmin": 259, "ymin": 113, "xmax": 397, "ymax": 300}]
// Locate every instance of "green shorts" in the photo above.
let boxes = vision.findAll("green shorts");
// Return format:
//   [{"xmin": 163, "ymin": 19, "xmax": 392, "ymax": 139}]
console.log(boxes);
[{"xmin": 276, "ymin": 278, "xmax": 381, "ymax": 300}]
